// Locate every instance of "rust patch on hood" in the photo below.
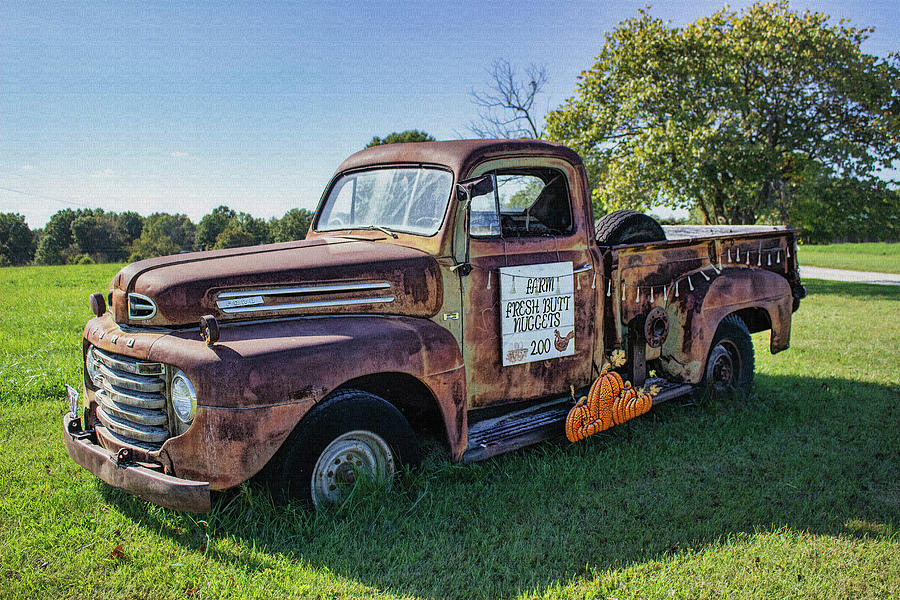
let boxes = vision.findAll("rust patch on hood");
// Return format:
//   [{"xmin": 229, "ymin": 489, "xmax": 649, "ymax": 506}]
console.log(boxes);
[{"xmin": 109, "ymin": 237, "xmax": 442, "ymax": 327}]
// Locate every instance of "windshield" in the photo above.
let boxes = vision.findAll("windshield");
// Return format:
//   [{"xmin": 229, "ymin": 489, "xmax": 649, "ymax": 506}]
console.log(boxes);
[{"xmin": 316, "ymin": 167, "xmax": 453, "ymax": 236}]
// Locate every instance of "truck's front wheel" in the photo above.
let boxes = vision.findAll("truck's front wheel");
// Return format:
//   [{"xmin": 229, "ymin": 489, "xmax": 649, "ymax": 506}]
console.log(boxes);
[{"xmin": 277, "ymin": 389, "xmax": 421, "ymax": 507}]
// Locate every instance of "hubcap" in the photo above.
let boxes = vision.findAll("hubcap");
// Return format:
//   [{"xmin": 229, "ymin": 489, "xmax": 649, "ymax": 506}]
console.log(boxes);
[
  {"xmin": 311, "ymin": 430, "xmax": 395, "ymax": 506},
  {"xmin": 706, "ymin": 340, "xmax": 741, "ymax": 393}
]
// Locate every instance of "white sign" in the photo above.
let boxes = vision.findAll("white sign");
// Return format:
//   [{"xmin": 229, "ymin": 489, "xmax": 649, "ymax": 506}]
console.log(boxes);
[{"xmin": 499, "ymin": 261, "xmax": 575, "ymax": 366}]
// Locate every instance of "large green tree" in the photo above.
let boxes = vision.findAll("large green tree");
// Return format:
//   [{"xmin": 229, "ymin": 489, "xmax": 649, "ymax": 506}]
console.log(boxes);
[
  {"xmin": 195, "ymin": 205, "xmax": 236, "ymax": 251},
  {"xmin": 129, "ymin": 213, "xmax": 196, "ymax": 261},
  {"xmin": 270, "ymin": 208, "xmax": 313, "ymax": 242},
  {"xmin": 365, "ymin": 130, "xmax": 435, "ymax": 148},
  {"xmin": 35, "ymin": 209, "xmax": 77, "ymax": 265},
  {"xmin": 0, "ymin": 213, "xmax": 36, "ymax": 266},
  {"xmin": 546, "ymin": 2, "xmax": 900, "ymax": 225},
  {"xmin": 211, "ymin": 212, "xmax": 271, "ymax": 249}
]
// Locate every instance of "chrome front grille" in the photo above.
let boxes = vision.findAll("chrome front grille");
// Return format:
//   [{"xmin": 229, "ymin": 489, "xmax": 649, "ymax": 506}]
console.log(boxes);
[{"xmin": 90, "ymin": 347, "xmax": 169, "ymax": 450}]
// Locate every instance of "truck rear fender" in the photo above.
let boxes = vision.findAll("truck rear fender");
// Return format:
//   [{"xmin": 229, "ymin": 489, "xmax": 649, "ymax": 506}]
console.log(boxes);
[
  {"xmin": 659, "ymin": 267, "xmax": 792, "ymax": 383},
  {"xmin": 153, "ymin": 316, "xmax": 465, "ymax": 488}
]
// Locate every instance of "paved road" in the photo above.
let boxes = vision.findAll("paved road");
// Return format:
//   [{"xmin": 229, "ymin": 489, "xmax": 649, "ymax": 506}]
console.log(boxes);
[{"xmin": 799, "ymin": 266, "xmax": 900, "ymax": 286}]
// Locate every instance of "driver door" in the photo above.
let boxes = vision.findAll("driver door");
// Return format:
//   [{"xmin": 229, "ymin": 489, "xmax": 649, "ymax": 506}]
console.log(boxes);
[{"xmin": 460, "ymin": 167, "xmax": 596, "ymax": 408}]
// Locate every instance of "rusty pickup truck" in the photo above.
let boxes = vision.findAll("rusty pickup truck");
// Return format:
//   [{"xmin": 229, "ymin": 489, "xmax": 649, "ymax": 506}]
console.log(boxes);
[{"xmin": 63, "ymin": 139, "xmax": 805, "ymax": 512}]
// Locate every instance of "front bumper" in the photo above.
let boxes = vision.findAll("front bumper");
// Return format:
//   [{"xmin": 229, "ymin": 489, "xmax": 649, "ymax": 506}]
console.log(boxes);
[{"xmin": 63, "ymin": 412, "xmax": 211, "ymax": 513}]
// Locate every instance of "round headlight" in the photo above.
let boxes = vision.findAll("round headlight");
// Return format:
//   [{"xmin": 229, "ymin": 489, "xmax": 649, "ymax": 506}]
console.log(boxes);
[
  {"xmin": 85, "ymin": 347, "xmax": 103, "ymax": 388},
  {"xmin": 171, "ymin": 370, "xmax": 197, "ymax": 424}
]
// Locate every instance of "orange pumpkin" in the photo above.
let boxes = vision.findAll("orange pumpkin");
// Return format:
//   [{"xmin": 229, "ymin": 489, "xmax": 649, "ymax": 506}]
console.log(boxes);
[{"xmin": 566, "ymin": 365, "xmax": 656, "ymax": 442}]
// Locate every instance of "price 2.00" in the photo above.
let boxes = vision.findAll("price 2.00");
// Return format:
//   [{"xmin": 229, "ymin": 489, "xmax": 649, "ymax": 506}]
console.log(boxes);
[{"xmin": 530, "ymin": 338, "xmax": 552, "ymax": 356}]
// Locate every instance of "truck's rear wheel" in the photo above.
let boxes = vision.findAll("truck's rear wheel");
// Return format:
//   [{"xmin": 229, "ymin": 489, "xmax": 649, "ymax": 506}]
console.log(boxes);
[
  {"xmin": 277, "ymin": 389, "xmax": 420, "ymax": 507},
  {"xmin": 702, "ymin": 314, "xmax": 754, "ymax": 397},
  {"xmin": 594, "ymin": 209, "xmax": 666, "ymax": 245}
]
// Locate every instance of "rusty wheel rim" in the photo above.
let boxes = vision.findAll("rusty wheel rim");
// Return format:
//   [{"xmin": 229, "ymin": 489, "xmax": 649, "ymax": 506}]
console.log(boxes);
[
  {"xmin": 706, "ymin": 339, "xmax": 741, "ymax": 393},
  {"xmin": 311, "ymin": 430, "xmax": 395, "ymax": 507}
]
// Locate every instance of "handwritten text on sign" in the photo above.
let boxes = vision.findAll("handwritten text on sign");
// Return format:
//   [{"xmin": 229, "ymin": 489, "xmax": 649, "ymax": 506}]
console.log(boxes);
[{"xmin": 500, "ymin": 261, "xmax": 575, "ymax": 366}]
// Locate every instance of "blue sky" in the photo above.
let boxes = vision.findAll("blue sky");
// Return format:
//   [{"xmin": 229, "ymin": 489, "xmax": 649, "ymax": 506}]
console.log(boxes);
[{"xmin": 1, "ymin": 1, "xmax": 897, "ymax": 228}]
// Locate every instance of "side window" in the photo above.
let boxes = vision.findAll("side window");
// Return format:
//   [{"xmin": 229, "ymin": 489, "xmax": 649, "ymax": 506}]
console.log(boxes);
[
  {"xmin": 497, "ymin": 170, "xmax": 572, "ymax": 236},
  {"xmin": 470, "ymin": 186, "xmax": 501, "ymax": 237}
]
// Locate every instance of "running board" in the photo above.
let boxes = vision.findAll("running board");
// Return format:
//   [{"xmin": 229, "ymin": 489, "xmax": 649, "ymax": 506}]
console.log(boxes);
[
  {"xmin": 462, "ymin": 378, "xmax": 694, "ymax": 463},
  {"xmin": 647, "ymin": 377, "xmax": 695, "ymax": 406}
]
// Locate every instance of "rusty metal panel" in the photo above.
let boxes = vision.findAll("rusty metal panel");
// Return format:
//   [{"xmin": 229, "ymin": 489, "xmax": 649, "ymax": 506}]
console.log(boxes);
[
  {"xmin": 111, "ymin": 238, "xmax": 443, "ymax": 328},
  {"xmin": 610, "ymin": 231, "xmax": 797, "ymax": 384}
]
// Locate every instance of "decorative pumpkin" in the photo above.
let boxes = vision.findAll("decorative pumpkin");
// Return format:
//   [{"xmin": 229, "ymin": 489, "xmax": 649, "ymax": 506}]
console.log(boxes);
[{"xmin": 565, "ymin": 350, "xmax": 658, "ymax": 443}]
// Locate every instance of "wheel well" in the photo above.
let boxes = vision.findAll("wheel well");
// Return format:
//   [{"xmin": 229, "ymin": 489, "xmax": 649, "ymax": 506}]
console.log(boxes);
[
  {"xmin": 733, "ymin": 307, "xmax": 771, "ymax": 334},
  {"xmin": 337, "ymin": 373, "xmax": 446, "ymax": 445}
]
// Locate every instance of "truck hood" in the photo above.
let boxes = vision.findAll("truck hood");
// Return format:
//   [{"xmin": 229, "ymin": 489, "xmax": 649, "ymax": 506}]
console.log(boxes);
[{"xmin": 108, "ymin": 237, "xmax": 443, "ymax": 327}]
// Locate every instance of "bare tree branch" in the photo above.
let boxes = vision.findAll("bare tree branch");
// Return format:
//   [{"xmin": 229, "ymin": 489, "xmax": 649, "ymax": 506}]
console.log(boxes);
[{"xmin": 469, "ymin": 59, "xmax": 549, "ymax": 139}]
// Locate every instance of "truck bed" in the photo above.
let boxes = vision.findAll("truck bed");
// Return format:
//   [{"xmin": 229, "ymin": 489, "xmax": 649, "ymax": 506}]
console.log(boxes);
[{"xmin": 661, "ymin": 224, "xmax": 794, "ymax": 241}]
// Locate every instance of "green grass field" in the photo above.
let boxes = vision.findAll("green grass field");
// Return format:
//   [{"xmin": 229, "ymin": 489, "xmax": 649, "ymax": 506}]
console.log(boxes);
[
  {"xmin": 0, "ymin": 264, "xmax": 898, "ymax": 599},
  {"xmin": 799, "ymin": 242, "xmax": 900, "ymax": 274}
]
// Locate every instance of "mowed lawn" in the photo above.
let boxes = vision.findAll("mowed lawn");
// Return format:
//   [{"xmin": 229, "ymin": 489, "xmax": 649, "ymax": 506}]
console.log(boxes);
[
  {"xmin": 0, "ymin": 264, "xmax": 897, "ymax": 599},
  {"xmin": 799, "ymin": 242, "xmax": 900, "ymax": 274}
]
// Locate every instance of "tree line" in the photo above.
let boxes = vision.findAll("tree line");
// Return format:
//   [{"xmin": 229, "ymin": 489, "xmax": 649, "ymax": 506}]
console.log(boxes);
[{"xmin": 0, "ymin": 206, "xmax": 313, "ymax": 267}]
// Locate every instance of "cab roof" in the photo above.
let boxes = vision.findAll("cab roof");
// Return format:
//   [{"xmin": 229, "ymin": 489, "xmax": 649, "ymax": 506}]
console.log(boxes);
[{"xmin": 334, "ymin": 139, "xmax": 583, "ymax": 179}]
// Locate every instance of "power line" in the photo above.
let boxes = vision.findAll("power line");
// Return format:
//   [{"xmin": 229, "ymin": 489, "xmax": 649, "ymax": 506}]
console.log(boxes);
[{"xmin": 0, "ymin": 185, "xmax": 97, "ymax": 209}]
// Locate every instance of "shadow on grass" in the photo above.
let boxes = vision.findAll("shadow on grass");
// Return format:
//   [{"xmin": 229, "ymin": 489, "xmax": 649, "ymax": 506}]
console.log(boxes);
[{"xmin": 107, "ymin": 373, "xmax": 900, "ymax": 599}]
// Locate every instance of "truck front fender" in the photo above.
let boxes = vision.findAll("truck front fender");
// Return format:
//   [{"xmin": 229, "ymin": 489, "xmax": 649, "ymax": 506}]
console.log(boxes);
[
  {"xmin": 659, "ymin": 267, "xmax": 792, "ymax": 383},
  {"xmin": 150, "ymin": 315, "xmax": 465, "ymax": 488}
]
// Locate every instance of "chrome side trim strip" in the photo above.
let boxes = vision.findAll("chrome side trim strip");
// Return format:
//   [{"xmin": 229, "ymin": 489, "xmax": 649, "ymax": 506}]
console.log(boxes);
[
  {"xmin": 217, "ymin": 282, "xmax": 391, "ymax": 300},
  {"xmin": 219, "ymin": 296, "xmax": 396, "ymax": 314}
]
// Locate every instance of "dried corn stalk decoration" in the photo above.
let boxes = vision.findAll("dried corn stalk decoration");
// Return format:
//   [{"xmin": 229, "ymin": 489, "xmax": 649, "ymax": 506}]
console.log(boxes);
[{"xmin": 565, "ymin": 349, "xmax": 659, "ymax": 443}]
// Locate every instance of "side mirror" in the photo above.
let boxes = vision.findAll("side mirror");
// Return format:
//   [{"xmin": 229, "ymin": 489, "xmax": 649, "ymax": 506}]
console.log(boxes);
[
  {"xmin": 456, "ymin": 174, "xmax": 495, "ymax": 201},
  {"xmin": 452, "ymin": 174, "xmax": 496, "ymax": 276}
]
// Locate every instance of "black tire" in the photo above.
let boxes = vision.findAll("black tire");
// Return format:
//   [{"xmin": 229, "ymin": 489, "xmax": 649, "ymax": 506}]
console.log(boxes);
[
  {"xmin": 701, "ymin": 314, "xmax": 754, "ymax": 397},
  {"xmin": 594, "ymin": 209, "xmax": 666, "ymax": 245},
  {"xmin": 276, "ymin": 389, "xmax": 420, "ymax": 507}
]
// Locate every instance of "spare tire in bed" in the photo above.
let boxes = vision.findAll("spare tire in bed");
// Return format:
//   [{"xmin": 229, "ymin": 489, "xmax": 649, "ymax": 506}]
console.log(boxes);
[{"xmin": 594, "ymin": 209, "xmax": 666, "ymax": 245}]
